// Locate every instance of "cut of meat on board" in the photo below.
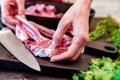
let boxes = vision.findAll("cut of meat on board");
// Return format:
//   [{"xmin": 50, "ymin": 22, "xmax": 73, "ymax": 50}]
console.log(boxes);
[
  {"xmin": 15, "ymin": 15, "xmax": 72, "ymax": 58},
  {"xmin": 25, "ymin": 4, "xmax": 64, "ymax": 18}
]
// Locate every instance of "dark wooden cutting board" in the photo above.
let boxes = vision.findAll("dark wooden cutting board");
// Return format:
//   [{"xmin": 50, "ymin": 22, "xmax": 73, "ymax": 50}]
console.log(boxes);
[
  {"xmin": 0, "ymin": 42, "xmax": 97, "ymax": 76},
  {"xmin": 0, "ymin": 18, "xmax": 104, "ymax": 77}
]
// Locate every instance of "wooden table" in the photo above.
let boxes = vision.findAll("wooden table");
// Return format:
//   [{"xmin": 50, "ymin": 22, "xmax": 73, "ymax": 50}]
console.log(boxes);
[{"xmin": 0, "ymin": 18, "xmax": 102, "ymax": 80}]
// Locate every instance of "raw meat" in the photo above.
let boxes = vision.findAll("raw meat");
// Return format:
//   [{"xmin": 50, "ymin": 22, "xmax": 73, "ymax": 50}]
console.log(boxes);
[
  {"xmin": 25, "ymin": 4, "xmax": 63, "ymax": 18},
  {"xmin": 15, "ymin": 16, "xmax": 71, "ymax": 58}
]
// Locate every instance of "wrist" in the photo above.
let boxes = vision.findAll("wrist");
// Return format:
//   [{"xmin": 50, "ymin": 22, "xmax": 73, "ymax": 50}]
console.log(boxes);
[{"xmin": 73, "ymin": 0, "xmax": 91, "ymax": 10}]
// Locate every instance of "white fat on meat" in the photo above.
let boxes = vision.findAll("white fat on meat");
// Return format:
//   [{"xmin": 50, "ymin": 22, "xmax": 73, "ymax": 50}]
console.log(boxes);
[{"xmin": 16, "ymin": 25, "xmax": 29, "ymax": 41}]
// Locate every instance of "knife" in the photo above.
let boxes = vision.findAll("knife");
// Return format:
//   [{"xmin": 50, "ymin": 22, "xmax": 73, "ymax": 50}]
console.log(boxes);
[{"xmin": 0, "ymin": 27, "xmax": 41, "ymax": 71}]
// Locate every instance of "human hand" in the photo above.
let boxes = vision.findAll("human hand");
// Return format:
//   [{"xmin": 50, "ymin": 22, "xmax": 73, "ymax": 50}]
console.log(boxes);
[
  {"xmin": 50, "ymin": 0, "xmax": 91, "ymax": 62},
  {"xmin": 1, "ymin": 0, "xmax": 25, "ymax": 30}
]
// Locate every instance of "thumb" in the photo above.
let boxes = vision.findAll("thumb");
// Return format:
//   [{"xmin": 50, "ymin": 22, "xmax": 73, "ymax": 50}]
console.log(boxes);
[{"xmin": 16, "ymin": 0, "xmax": 25, "ymax": 16}]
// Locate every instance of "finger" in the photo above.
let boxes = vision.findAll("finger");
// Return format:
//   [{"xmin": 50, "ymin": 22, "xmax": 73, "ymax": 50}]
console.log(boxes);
[
  {"xmin": 51, "ymin": 19, "xmax": 72, "ymax": 48},
  {"xmin": 1, "ymin": 0, "xmax": 20, "ymax": 28},
  {"xmin": 2, "ymin": 16, "xmax": 20, "ymax": 29},
  {"xmin": 69, "ymin": 46, "xmax": 85, "ymax": 61},
  {"xmin": 50, "ymin": 29, "xmax": 89, "ymax": 62},
  {"xmin": 50, "ymin": 37, "xmax": 82, "ymax": 62},
  {"xmin": 2, "ymin": 19, "xmax": 16, "ymax": 30},
  {"xmin": 16, "ymin": 0, "xmax": 25, "ymax": 16}
]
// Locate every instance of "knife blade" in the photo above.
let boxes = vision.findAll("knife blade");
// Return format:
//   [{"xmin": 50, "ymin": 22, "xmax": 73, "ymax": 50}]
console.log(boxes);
[{"xmin": 0, "ymin": 27, "xmax": 41, "ymax": 71}]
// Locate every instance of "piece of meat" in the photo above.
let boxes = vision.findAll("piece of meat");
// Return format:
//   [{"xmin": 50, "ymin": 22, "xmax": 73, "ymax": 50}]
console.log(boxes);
[
  {"xmin": 16, "ymin": 16, "xmax": 42, "ymax": 42},
  {"xmin": 25, "ymin": 4, "xmax": 64, "ymax": 18},
  {"xmin": 15, "ymin": 15, "xmax": 71, "ymax": 58},
  {"xmin": 29, "ymin": 21, "xmax": 72, "ymax": 47}
]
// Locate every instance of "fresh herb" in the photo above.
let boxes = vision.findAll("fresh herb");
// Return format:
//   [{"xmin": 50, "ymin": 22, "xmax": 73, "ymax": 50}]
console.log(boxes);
[
  {"xmin": 89, "ymin": 16, "xmax": 120, "ymax": 41},
  {"xmin": 72, "ymin": 57, "xmax": 120, "ymax": 80},
  {"xmin": 107, "ymin": 29, "xmax": 120, "ymax": 54}
]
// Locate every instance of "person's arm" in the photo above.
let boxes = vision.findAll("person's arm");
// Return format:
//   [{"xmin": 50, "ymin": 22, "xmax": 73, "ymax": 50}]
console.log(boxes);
[{"xmin": 50, "ymin": 0, "xmax": 92, "ymax": 62}]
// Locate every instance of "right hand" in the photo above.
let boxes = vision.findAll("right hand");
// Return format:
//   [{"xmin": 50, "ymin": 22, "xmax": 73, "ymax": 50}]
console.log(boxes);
[
  {"xmin": 50, "ymin": 0, "xmax": 91, "ymax": 62},
  {"xmin": 0, "ymin": 0, "xmax": 25, "ymax": 30}
]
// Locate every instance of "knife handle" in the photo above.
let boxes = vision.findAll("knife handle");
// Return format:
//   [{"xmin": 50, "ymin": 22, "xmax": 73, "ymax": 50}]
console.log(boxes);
[{"xmin": 85, "ymin": 41, "xmax": 118, "ymax": 58}]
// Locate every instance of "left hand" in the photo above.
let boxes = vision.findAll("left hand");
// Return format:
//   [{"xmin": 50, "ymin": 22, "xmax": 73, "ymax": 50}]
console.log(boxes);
[
  {"xmin": 50, "ymin": 0, "xmax": 91, "ymax": 62},
  {"xmin": 1, "ymin": 0, "xmax": 25, "ymax": 30}
]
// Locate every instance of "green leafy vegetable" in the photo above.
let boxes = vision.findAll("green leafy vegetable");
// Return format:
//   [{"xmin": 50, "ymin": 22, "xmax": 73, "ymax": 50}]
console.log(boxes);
[
  {"xmin": 107, "ymin": 29, "xmax": 120, "ymax": 54},
  {"xmin": 113, "ymin": 67, "xmax": 120, "ymax": 80},
  {"xmin": 73, "ymin": 73, "xmax": 79, "ymax": 80},
  {"xmin": 89, "ymin": 16, "xmax": 120, "ymax": 41},
  {"xmin": 72, "ymin": 57, "xmax": 120, "ymax": 80}
]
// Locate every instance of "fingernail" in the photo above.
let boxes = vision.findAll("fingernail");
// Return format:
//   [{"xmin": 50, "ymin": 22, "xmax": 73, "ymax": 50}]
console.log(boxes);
[
  {"xmin": 50, "ymin": 58, "xmax": 55, "ymax": 62},
  {"xmin": 81, "ymin": 47, "xmax": 85, "ymax": 54}
]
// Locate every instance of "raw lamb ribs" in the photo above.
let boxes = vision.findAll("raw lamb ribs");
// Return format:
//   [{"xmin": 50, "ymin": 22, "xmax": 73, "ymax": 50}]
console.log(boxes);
[
  {"xmin": 26, "ymin": 4, "xmax": 63, "ymax": 18},
  {"xmin": 15, "ymin": 16, "xmax": 71, "ymax": 58}
]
